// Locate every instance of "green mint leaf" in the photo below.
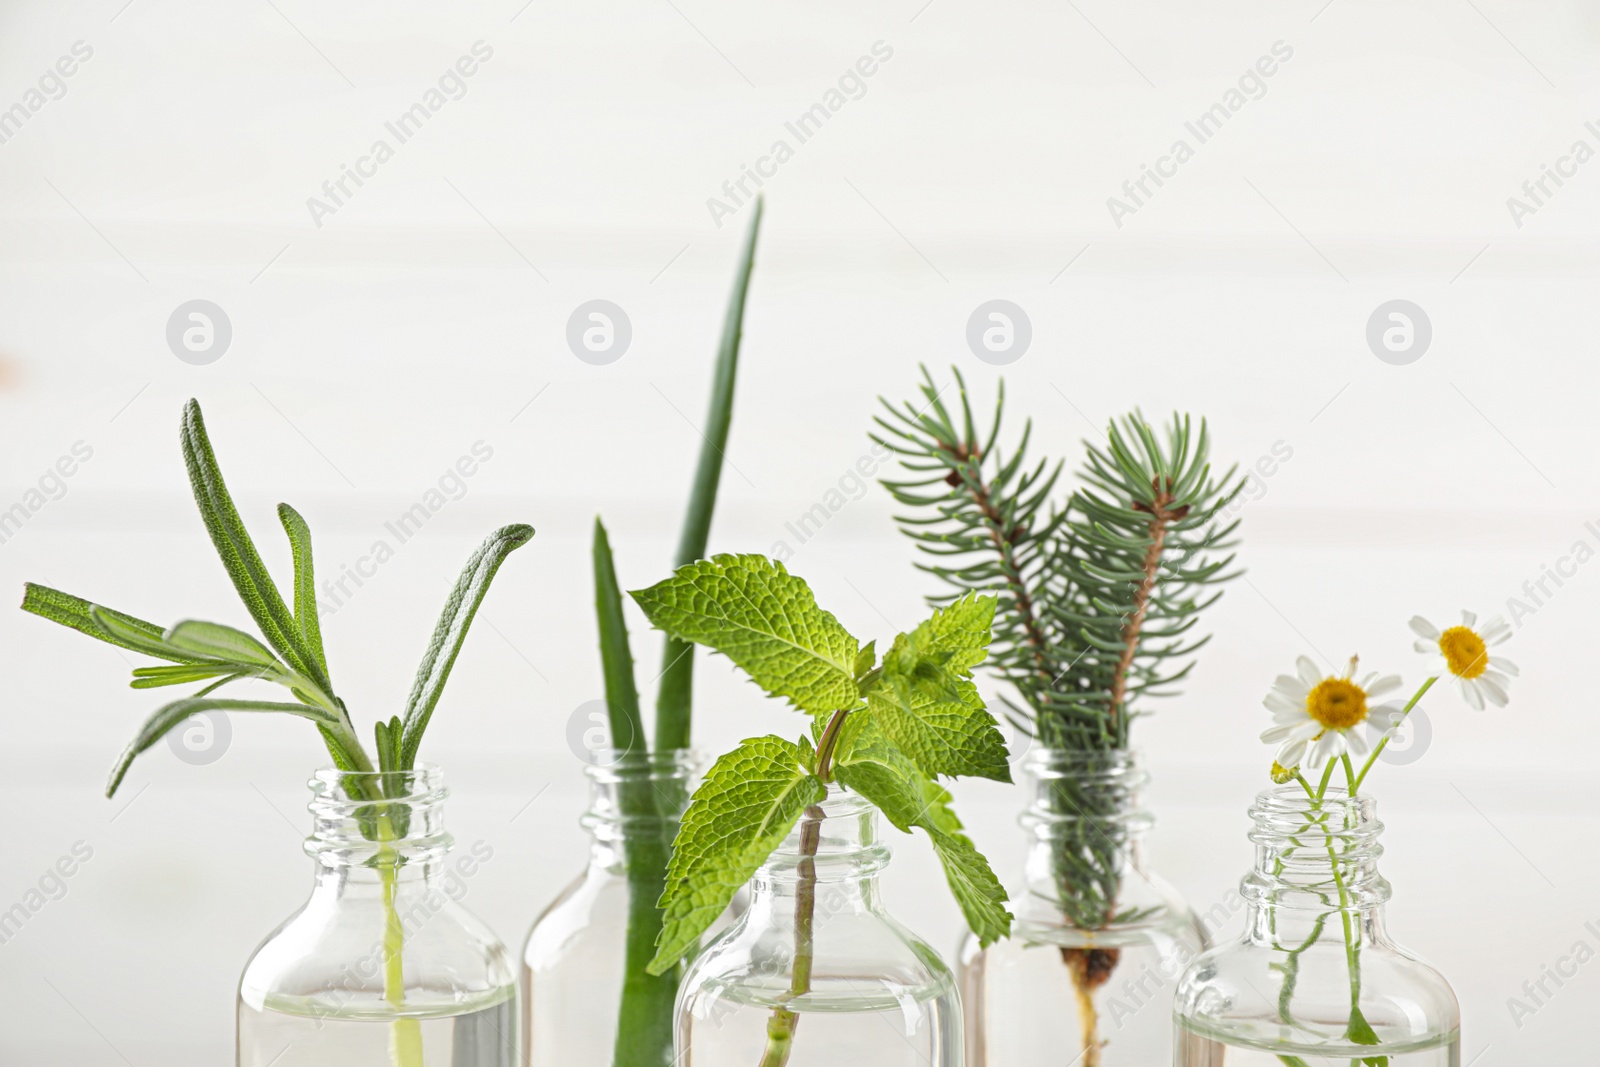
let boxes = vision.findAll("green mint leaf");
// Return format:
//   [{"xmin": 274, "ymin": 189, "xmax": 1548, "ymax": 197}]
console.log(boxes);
[
  {"xmin": 925, "ymin": 826, "xmax": 1011, "ymax": 948},
  {"xmin": 163, "ymin": 620, "xmax": 281, "ymax": 668},
  {"xmin": 869, "ymin": 596, "xmax": 1010, "ymax": 782},
  {"xmin": 833, "ymin": 717, "xmax": 1011, "ymax": 944},
  {"xmin": 853, "ymin": 640, "xmax": 876, "ymax": 680},
  {"xmin": 631, "ymin": 554, "xmax": 859, "ymax": 715},
  {"xmin": 107, "ymin": 697, "xmax": 341, "ymax": 797},
  {"xmin": 20, "ymin": 584, "xmax": 209, "ymax": 665},
  {"xmin": 278, "ymin": 503, "xmax": 330, "ymax": 681},
  {"xmin": 398, "ymin": 523, "xmax": 535, "ymax": 768},
  {"xmin": 648, "ymin": 735, "xmax": 825, "ymax": 975}
]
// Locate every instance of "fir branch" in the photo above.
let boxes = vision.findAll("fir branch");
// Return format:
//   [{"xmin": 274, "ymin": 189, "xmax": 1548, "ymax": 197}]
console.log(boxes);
[{"xmin": 875, "ymin": 367, "xmax": 1245, "ymax": 749}]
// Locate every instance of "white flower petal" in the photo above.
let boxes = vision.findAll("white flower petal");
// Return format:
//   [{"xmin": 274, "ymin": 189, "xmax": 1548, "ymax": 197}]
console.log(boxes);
[
  {"xmin": 1461, "ymin": 609, "xmax": 1477, "ymax": 628},
  {"xmin": 1490, "ymin": 656, "xmax": 1519, "ymax": 677},
  {"xmin": 1479, "ymin": 674, "xmax": 1510, "ymax": 707},
  {"xmin": 1461, "ymin": 678, "xmax": 1485, "ymax": 711},
  {"xmin": 1271, "ymin": 676, "xmax": 1310, "ymax": 699},
  {"xmin": 1277, "ymin": 737, "xmax": 1309, "ymax": 767},
  {"xmin": 1409, "ymin": 616, "xmax": 1440, "ymax": 641},
  {"xmin": 1296, "ymin": 656, "xmax": 1322, "ymax": 688},
  {"xmin": 1345, "ymin": 728, "xmax": 1369, "ymax": 756},
  {"xmin": 1307, "ymin": 731, "xmax": 1343, "ymax": 768},
  {"xmin": 1261, "ymin": 723, "xmax": 1299, "ymax": 743},
  {"xmin": 1267, "ymin": 694, "xmax": 1305, "ymax": 716},
  {"xmin": 1366, "ymin": 674, "xmax": 1403, "ymax": 698},
  {"xmin": 1480, "ymin": 617, "xmax": 1512, "ymax": 645},
  {"xmin": 1413, "ymin": 639, "xmax": 1437, "ymax": 654}
]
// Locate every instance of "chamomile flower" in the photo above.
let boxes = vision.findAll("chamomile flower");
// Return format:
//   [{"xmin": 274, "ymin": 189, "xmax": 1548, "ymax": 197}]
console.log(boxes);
[
  {"xmin": 1409, "ymin": 611, "xmax": 1516, "ymax": 710},
  {"xmin": 1260, "ymin": 655, "xmax": 1403, "ymax": 770}
]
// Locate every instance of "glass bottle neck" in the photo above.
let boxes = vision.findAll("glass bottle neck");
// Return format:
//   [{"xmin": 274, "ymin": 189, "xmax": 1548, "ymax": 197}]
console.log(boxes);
[
  {"xmin": 580, "ymin": 749, "xmax": 698, "ymax": 871},
  {"xmin": 303, "ymin": 765, "xmax": 452, "ymax": 887},
  {"xmin": 1240, "ymin": 786, "xmax": 1392, "ymax": 939},
  {"xmin": 1019, "ymin": 749, "xmax": 1153, "ymax": 903},
  {"xmin": 744, "ymin": 786, "xmax": 889, "ymax": 915}
]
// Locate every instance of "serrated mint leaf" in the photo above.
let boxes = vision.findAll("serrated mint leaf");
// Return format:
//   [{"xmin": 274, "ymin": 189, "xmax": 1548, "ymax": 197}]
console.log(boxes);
[
  {"xmin": 630, "ymin": 554, "xmax": 860, "ymax": 715},
  {"xmin": 870, "ymin": 594, "xmax": 1010, "ymax": 782},
  {"xmin": 853, "ymin": 640, "xmax": 876, "ymax": 680},
  {"xmin": 649, "ymin": 735, "xmax": 826, "ymax": 974},
  {"xmin": 833, "ymin": 716, "xmax": 1010, "ymax": 944},
  {"xmin": 926, "ymin": 826, "xmax": 1011, "ymax": 947}
]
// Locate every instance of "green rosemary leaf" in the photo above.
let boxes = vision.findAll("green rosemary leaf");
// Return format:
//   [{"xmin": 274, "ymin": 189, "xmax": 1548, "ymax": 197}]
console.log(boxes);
[
  {"xmin": 648, "ymin": 734, "xmax": 824, "ymax": 975},
  {"xmin": 631, "ymin": 554, "xmax": 859, "ymax": 717},
  {"xmin": 593, "ymin": 518, "xmax": 644, "ymax": 757},
  {"xmin": 655, "ymin": 198, "xmax": 763, "ymax": 752},
  {"xmin": 374, "ymin": 718, "xmax": 395, "ymax": 774},
  {"xmin": 398, "ymin": 523, "xmax": 536, "ymax": 768},
  {"xmin": 278, "ymin": 503, "xmax": 330, "ymax": 682},
  {"xmin": 130, "ymin": 664, "xmax": 245, "ymax": 689},
  {"xmin": 107, "ymin": 697, "xmax": 341, "ymax": 797},
  {"xmin": 21, "ymin": 584, "xmax": 208, "ymax": 664},
  {"xmin": 180, "ymin": 400, "xmax": 325, "ymax": 690},
  {"xmin": 163, "ymin": 619, "xmax": 281, "ymax": 668}
]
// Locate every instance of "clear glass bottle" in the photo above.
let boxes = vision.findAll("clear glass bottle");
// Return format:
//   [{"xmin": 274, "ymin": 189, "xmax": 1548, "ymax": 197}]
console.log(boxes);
[
  {"xmin": 1173, "ymin": 786, "xmax": 1460, "ymax": 1065},
  {"xmin": 959, "ymin": 749, "xmax": 1207, "ymax": 1067},
  {"xmin": 521, "ymin": 749, "xmax": 696, "ymax": 1067},
  {"xmin": 238, "ymin": 766, "xmax": 516, "ymax": 1067},
  {"xmin": 676, "ymin": 784, "xmax": 962, "ymax": 1066}
]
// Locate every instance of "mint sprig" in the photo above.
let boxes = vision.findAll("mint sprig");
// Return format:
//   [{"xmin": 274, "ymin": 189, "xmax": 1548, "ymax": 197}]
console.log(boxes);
[
  {"xmin": 21, "ymin": 398, "xmax": 534, "ymax": 795},
  {"xmin": 631, "ymin": 554, "xmax": 1013, "ymax": 979}
]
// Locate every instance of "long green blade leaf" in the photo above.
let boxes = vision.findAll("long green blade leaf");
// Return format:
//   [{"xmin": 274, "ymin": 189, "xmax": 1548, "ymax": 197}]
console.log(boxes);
[
  {"xmin": 593, "ymin": 518, "xmax": 644, "ymax": 758},
  {"xmin": 398, "ymin": 523, "xmax": 536, "ymax": 767},
  {"xmin": 107, "ymin": 697, "xmax": 340, "ymax": 797},
  {"xmin": 655, "ymin": 198, "xmax": 763, "ymax": 751}
]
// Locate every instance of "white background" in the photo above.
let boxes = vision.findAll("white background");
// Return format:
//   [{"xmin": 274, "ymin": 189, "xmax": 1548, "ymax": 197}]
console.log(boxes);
[{"xmin": 1, "ymin": 0, "xmax": 1596, "ymax": 1061}]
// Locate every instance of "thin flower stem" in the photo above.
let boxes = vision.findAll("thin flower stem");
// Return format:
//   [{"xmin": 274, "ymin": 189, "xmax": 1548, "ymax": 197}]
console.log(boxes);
[
  {"xmin": 1353, "ymin": 676, "xmax": 1437, "ymax": 791},
  {"xmin": 1313, "ymin": 760, "xmax": 1337, "ymax": 802}
]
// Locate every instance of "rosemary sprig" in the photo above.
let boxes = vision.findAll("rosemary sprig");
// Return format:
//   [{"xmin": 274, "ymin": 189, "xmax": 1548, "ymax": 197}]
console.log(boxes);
[{"xmin": 21, "ymin": 398, "xmax": 534, "ymax": 792}]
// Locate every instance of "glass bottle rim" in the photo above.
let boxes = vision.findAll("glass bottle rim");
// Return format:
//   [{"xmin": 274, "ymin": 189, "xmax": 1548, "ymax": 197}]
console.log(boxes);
[
  {"xmin": 309, "ymin": 761, "xmax": 446, "ymax": 804},
  {"xmin": 581, "ymin": 746, "xmax": 704, "ymax": 783}
]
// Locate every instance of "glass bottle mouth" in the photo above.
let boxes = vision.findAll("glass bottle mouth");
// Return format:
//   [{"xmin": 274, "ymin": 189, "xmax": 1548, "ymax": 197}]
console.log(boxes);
[
  {"xmin": 580, "ymin": 748, "xmax": 703, "ymax": 841},
  {"xmin": 305, "ymin": 763, "xmax": 451, "ymax": 867},
  {"xmin": 581, "ymin": 747, "xmax": 703, "ymax": 784},
  {"xmin": 1241, "ymin": 785, "xmax": 1390, "ymax": 909},
  {"xmin": 755, "ymin": 784, "xmax": 889, "ymax": 882},
  {"xmin": 1020, "ymin": 747, "xmax": 1154, "ymax": 834}
]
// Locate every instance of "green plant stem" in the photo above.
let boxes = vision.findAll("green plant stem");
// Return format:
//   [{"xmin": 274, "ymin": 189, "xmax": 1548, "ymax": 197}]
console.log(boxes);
[
  {"xmin": 1353, "ymin": 676, "xmax": 1436, "ymax": 791},
  {"xmin": 376, "ymin": 813, "xmax": 424, "ymax": 1067},
  {"xmin": 758, "ymin": 707, "xmax": 847, "ymax": 1067}
]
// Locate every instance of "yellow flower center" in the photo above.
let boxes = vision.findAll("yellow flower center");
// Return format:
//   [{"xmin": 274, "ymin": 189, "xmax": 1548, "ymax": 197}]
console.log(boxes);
[
  {"xmin": 1439, "ymin": 626, "xmax": 1488, "ymax": 679},
  {"xmin": 1306, "ymin": 678, "xmax": 1367, "ymax": 730}
]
